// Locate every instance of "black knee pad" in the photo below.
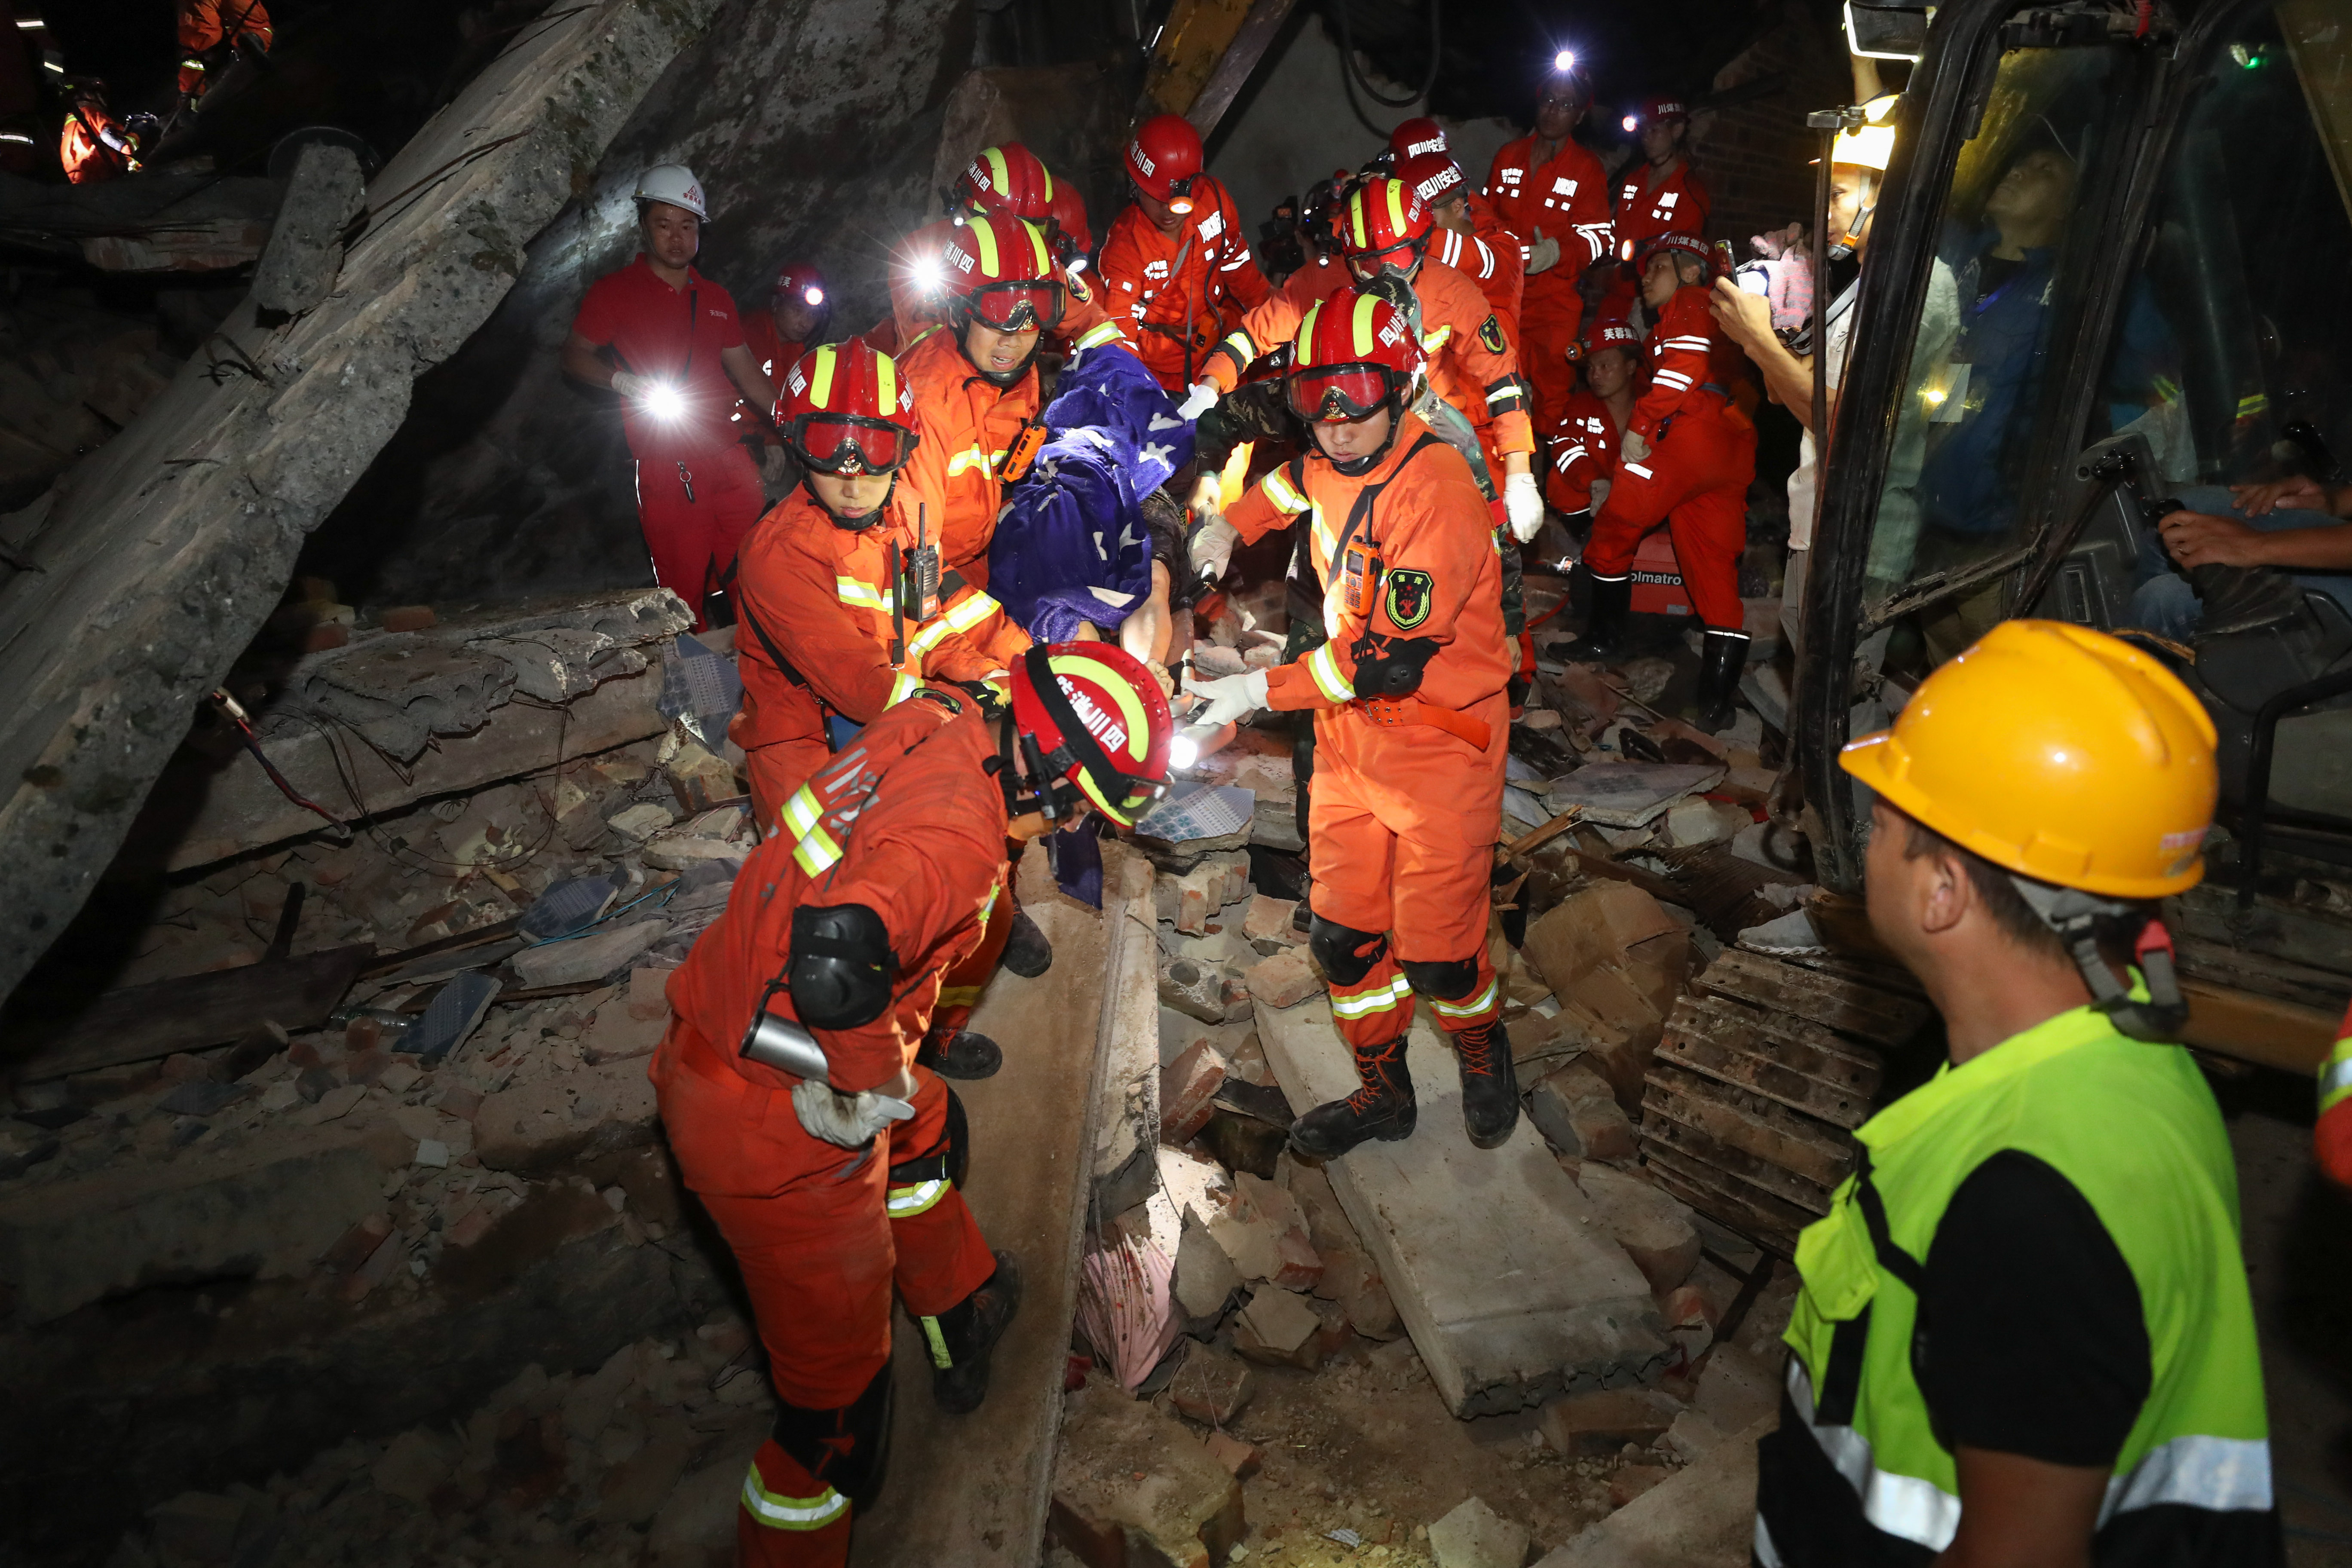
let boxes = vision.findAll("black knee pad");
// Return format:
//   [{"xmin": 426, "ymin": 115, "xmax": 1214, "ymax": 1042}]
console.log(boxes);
[
  {"xmin": 1309, "ymin": 916, "xmax": 1387, "ymax": 987},
  {"xmin": 887, "ymin": 1086, "xmax": 969, "ymax": 1193},
  {"xmin": 1400, "ymin": 956, "xmax": 1480, "ymax": 1001},
  {"xmin": 771, "ymin": 1359, "xmax": 895, "ymax": 1511}
]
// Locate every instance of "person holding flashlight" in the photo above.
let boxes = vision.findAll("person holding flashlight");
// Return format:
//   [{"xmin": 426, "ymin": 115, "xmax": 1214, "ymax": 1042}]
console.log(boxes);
[
  {"xmin": 879, "ymin": 142, "xmax": 1067, "ymax": 353},
  {"xmin": 653, "ymin": 645, "xmax": 1173, "ymax": 1566},
  {"xmin": 564, "ymin": 164, "xmax": 779, "ymax": 629}
]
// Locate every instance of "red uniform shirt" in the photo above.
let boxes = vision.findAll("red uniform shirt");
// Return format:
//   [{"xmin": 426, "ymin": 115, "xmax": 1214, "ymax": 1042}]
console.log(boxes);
[
  {"xmin": 1483, "ymin": 135, "xmax": 1614, "ymax": 299},
  {"xmin": 1628, "ymin": 283, "xmax": 1742, "ymax": 441},
  {"xmin": 1612, "ymin": 159, "xmax": 1710, "ymax": 266},
  {"xmin": 1545, "ymin": 389, "xmax": 1627, "ymax": 514},
  {"xmin": 1097, "ymin": 175, "xmax": 1274, "ymax": 390},
  {"xmin": 571, "ymin": 257, "xmax": 749, "ymax": 458}
]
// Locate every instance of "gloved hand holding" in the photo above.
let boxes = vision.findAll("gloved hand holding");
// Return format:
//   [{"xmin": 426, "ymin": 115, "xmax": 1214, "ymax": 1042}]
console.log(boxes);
[
  {"xmin": 1526, "ymin": 229, "xmax": 1563, "ymax": 276},
  {"xmin": 1621, "ymin": 430, "xmax": 1652, "ymax": 464},
  {"xmin": 611, "ymin": 371, "xmax": 652, "ymax": 401},
  {"xmin": 1188, "ymin": 513, "xmax": 1240, "ymax": 581},
  {"xmin": 1504, "ymin": 471, "xmax": 1546, "ymax": 544},
  {"xmin": 1187, "ymin": 669, "xmax": 1269, "ymax": 729},
  {"xmin": 1589, "ymin": 477, "xmax": 1612, "ymax": 514},
  {"xmin": 1177, "ymin": 380, "xmax": 1222, "ymax": 422},
  {"xmin": 791, "ymin": 1077, "xmax": 916, "ymax": 1148}
]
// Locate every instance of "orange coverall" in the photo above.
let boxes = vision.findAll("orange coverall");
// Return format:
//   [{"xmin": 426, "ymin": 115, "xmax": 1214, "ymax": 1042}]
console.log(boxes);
[
  {"xmin": 1545, "ymin": 389, "xmax": 1625, "ymax": 516},
  {"xmin": 1598, "ymin": 160, "xmax": 1712, "ymax": 325},
  {"xmin": 177, "ymin": 0, "xmax": 271, "ymax": 95},
  {"xmin": 892, "ymin": 293, "xmax": 1128, "ymax": 588},
  {"xmin": 1225, "ymin": 416, "xmax": 1511, "ymax": 1048},
  {"xmin": 1484, "ymin": 135, "xmax": 1614, "ymax": 435},
  {"xmin": 1097, "ymin": 174, "xmax": 1274, "ymax": 391},
  {"xmin": 653, "ymin": 690, "xmax": 1008, "ymax": 1567},
  {"xmin": 1583, "ymin": 283, "xmax": 1755, "ymax": 630},
  {"xmin": 60, "ymin": 104, "xmax": 134, "ymax": 184}
]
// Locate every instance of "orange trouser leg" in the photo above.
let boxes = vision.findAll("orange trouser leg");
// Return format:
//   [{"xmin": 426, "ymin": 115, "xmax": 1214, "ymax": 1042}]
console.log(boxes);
[
  {"xmin": 931, "ymin": 869, "xmax": 1014, "ymax": 1038},
  {"xmin": 1305, "ymin": 788, "xmax": 1411, "ymax": 1050},
  {"xmin": 1391, "ymin": 823, "xmax": 1502, "ymax": 1032},
  {"xmin": 742, "ymin": 735, "xmax": 832, "ymax": 834},
  {"xmin": 1584, "ymin": 403, "xmax": 1756, "ymax": 631}
]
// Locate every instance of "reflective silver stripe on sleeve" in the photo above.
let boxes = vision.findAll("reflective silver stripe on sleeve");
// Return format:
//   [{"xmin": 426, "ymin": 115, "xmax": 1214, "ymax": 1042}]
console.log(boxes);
[{"xmin": 2099, "ymin": 1434, "xmax": 2273, "ymax": 1524}]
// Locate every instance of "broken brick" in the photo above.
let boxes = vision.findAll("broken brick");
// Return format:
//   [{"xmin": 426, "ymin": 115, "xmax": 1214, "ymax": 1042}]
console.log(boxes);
[
  {"xmin": 625, "ymin": 966, "xmax": 674, "ymax": 1022},
  {"xmin": 1536, "ymin": 1387, "xmax": 1681, "ymax": 1457},
  {"xmin": 1225, "ymin": 1173, "xmax": 1322, "ymax": 1291},
  {"xmin": 1241, "ymin": 893, "xmax": 1300, "ymax": 955},
  {"xmin": 1158, "ymin": 956, "xmax": 1250, "ymax": 1025},
  {"xmin": 1159, "ymin": 1039, "xmax": 1229, "ymax": 1145},
  {"xmin": 1231, "ymin": 1285, "xmax": 1322, "ymax": 1369},
  {"xmin": 1169, "ymin": 1342, "xmax": 1255, "ymax": 1425},
  {"xmin": 1243, "ymin": 947, "xmax": 1323, "ymax": 1010},
  {"xmin": 378, "ymin": 604, "xmax": 437, "ymax": 634},
  {"xmin": 1203, "ymin": 1430, "xmax": 1263, "ymax": 1481}
]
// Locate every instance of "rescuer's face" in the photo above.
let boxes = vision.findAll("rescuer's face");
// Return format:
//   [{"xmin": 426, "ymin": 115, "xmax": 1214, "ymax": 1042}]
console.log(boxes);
[
  {"xmin": 774, "ymin": 296, "xmax": 822, "ymax": 342},
  {"xmin": 1536, "ymin": 85, "xmax": 1586, "ymax": 141},
  {"xmin": 642, "ymin": 203, "xmax": 701, "ymax": 270},
  {"xmin": 962, "ymin": 317, "xmax": 1041, "ymax": 378},
  {"xmin": 1133, "ymin": 187, "xmax": 1185, "ymax": 236},
  {"xmin": 1639, "ymin": 250, "xmax": 1686, "ymax": 311},
  {"xmin": 1640, "ymin": 118, "xmax": 1684, "ymax": 165},
  {"xmin": 808, "ymin": 469, "xmax": 891, "ymax": 521},
  {"xmin": 1584, "ymin": 345, "xmax": 1634, "ymax": 399},
  {"xmin": 1313, "ymin": 404, "xmax": 1394, "ymax": 463}
]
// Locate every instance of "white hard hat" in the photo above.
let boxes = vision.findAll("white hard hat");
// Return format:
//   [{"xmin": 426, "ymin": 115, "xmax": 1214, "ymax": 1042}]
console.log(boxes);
[{"xmin": 634, "ymin": 163, "xmax": 708, "ymax": 221}]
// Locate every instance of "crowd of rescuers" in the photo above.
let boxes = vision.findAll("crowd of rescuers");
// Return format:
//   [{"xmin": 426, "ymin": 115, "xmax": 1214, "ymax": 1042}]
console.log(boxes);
[{"xmin": 554, "ymin": 60, "xmax": 2296, "ymax": 1568}]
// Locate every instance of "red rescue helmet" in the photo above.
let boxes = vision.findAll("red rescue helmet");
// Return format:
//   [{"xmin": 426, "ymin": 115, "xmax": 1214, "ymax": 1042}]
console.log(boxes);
[
  {"xmin": 939, "ymin": 212, "xmax": 1068, "ymax": 334},
  {"xmin": 1636, "ymin": 231, "xmax": 1711, "ymax": 272},
  {"xmin": 1395, "ymin": 150, "xmax": 1467, "ymax": 210},
  {"xmin": 1339, "ymin": 176, "xmax": 1433, "ymax": 276},
  {"xmin": 1048, "ymin": 180, "xmax": 1095, "ymax": 268},
  {"xmin": 1126, "ymin": 113, "xmax": 1204, "ymax": 212},
  {"xmin": 1286, "ymin": 292, "xmax": 1425, "ymax": 424},
  {"xmin": 775, "ymin": 339, "xmax": 919, "ymax": 477},
  {"xmin": 1387, "ymin": 117, "xmax": 1449, "ymax": 162},
  {"xmin": 773, "ymin": 261, "xmax": 828, "ymax": 311},
  {"xmin": 1633, "ymin": 95, "xmax": 1690, "ymax": 125},
  {"xmin": 948, "ymin": 142, "xmax": 1056, "ymax": 223},
  {"xmin": 1009, "ymin": 643, "xmax": 1174, "ymax": 827}
]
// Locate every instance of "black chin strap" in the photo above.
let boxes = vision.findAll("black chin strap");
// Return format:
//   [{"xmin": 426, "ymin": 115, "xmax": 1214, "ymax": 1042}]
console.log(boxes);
[
  {"xmin": 2007, "ymin": 876, "xmax": 2191, "ymax": 1042},
  {"xmin": 803, "ymin": 473, "xmax": 898, "ymax": 531}
]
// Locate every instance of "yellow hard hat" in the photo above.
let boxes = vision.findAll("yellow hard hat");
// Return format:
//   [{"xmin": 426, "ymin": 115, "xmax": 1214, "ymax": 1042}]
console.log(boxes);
[
  {"xmin": 1838, "ymin": 620, "xmax": 2217, "ymax": 899},
  {"xmin": 1831, "ymin": 94, "xmax": 1901, "ymax": 172}
]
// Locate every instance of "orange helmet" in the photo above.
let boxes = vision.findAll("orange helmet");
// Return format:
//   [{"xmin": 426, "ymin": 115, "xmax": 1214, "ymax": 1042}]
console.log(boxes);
[
  {"xmin": 1388, "ymin": 117, "xmax": 1449, "ymax": 162},
  {"xmin": 1285, "ymin": 292, "xmax": 1424, "ymax": 424},
  {"xmin": 1126, "ymin": 113, "xmax": 1204, "ymax": 211},
  {"xmin": 947, "ymin": 142, "xmax": 1055, "ymax": 223},
  {"xmin": 1339, "ymin": 177, "xmax": 1433, "ymax": 279},
  {"xmin": 1008, "ymin": 643, "xmax": 1174, "ymax": 827},
  {"xmin": 775, "ymin": 339, "xmax": 919, "ymax": 477}
]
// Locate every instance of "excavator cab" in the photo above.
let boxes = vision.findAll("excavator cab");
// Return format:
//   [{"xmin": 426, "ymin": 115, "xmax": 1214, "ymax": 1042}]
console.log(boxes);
[{"xmin": 1799, "ymin": 0, "xmax": 2352, "ymax": 1061}]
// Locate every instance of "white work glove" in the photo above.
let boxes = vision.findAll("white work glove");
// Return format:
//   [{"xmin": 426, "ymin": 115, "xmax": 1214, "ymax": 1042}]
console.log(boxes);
[
  {"xmin": 1526, "ymin": 229, "xmax": 1562, "ymax": 276},
  {"xmin": 1188, "ymin": 668, "xmax": 1268, "ymax": 729},
  {"xmin": 1620, "ymin": 430, "xmax": 1652, "ymax": 464},
  {"xmin": 790, "ymin": 1078, "xmax": 915, "ymax": 1149},
  {"xmin": 1188, "ymin": 513, "xmax": 1240, "ymax": 581},
  {"xmin": 611, "ymin": 371, "xmax": 652, "ymax": 400},
  {"xmin": 1177, "ymin": 380, "xmax": 1222, "ymax": 422},
  {"xmin": 1504, "ymin": 471, "xmax": 1545, "ymax": 543}
]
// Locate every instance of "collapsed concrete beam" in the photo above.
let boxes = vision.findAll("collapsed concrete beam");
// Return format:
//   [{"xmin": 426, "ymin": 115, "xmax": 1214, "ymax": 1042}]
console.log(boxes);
[
  {"xmin": 0, "ymin": 170, "xmax": 285, "ymax": 272},
  {"xmin": 0, "ymin": 0, "xmax": 723, "ymax": 1006}
]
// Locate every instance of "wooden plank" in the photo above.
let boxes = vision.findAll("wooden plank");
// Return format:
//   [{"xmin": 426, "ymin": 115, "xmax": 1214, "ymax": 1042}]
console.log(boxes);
[
  {"xmin": 1698, "ymin": 947, "xmax": 1930, "ymax": 1046},
  {"xmin": 2178, "ymin": 978, "xmax": 2341, "ymax": 1075},
  {"xmin": 1256, "ymin": 999, "xmax": 1668, "ymax": 1415},
  {"xmin": 1655, "ymin": 995, "xmax": 1880, "ymax": 1129},
  {"xmin": 1641, "ymin": 1061, "xmax": 1855, "ymax": 1191},
  {"xmin": 8, "ymin": 946, "xmax": 372, "ymax": 1082},
  {"xmin": 2174, "ymin": 934, "xmax": 2351, "ymax": 1015},
  {"xmin": 1640, "ymin": 1094, "xmax": 1843, "ymax": 1217}
]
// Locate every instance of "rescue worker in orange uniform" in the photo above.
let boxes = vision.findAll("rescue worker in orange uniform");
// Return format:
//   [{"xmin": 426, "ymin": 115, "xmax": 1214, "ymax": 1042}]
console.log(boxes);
[
  {"xmin": 1598, "ymin": 98, "xmax": 1712, "ymax": 327},
  {"xmin": 176, "ymin": 0, "xmax": 270, "ymax": 105},
  {"xmin": 653, "ymin": 643, "xmax": 1175, "ymax": 1567},
  {"xmin": 1579, "ymin": 235, "xmax": 1756, "ymax": 729},
  {"xmin": 1186, "ymin": 294, "xmax": 1519, "ymax": 1156},
  {"xmin": 1545, "ymin": 322, "xmax": 1641, "ymax": 522},
  {"xmin": 882, "ymin": 142, "xmax": 1062, "ymax": 352},
  {"xmin": 1390, "ymin": 119, "xmax": 1525, "ymax": 346},
  {"xmin": 61, "ymin": 81, "xmax": 140, "ymax": 184},
  {"xmin": 1485, "ymin": 64, "xmax": 1615, "ymax": 438},
  {"xmin": 894, "ymin": 211, "xmax": 1127, "ymax": 589},
  {"xmin": 731, "ymin": 339, "xmax": 1045, "ymax": 1082},
  {"xmin": 564, "ymin": 165, "xmax": 780, "ymax": 630},
  {"xmin": 1098, "ymin": 113, "xmax": 1275, "ymax": 394}
]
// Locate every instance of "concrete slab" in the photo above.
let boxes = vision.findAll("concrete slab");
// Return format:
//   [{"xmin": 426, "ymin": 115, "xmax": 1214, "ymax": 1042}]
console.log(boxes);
[
  {"xmin": 848, "ymin": 841, "xmax": 1148, "ymax": 1568},
  {"xmin": 1255, "ymin": 998, "xmax": 1670, "ymax": 1416},
  {"xmin": 1533, "ymin": 1414, "xmax": 1773, "ymax": 1568}
]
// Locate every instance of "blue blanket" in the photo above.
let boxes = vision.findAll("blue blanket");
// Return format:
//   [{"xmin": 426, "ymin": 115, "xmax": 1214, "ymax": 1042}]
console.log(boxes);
[{"xmin": 987, "ymin": 344, "xmax": 1193, "ymax": 643}]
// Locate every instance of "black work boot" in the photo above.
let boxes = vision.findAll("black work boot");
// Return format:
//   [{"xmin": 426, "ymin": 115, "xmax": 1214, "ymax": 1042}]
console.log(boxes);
[
  {"xmin": 1687, "ymin": 627, "xmax": 1752, "ymax": 734},
  {"xmin": 915, "ymin": 1028, "xmax": 1001, "ymax": 1081},
  {"xmin": 1000, "ymin": 909, "xmax": 1053, "ymax": 978},
  {"xmin": 1576, "ymin": 572, "xmax": 1634, "ymax": 660},
  {"xmin": 927, "ymin": 1250, "xmax": 1023, "ymax": 1414},
  {"xmin": 1288, "ymin": 1035, "xmax": 1416, "ymax": 1160},
  {"xmin": 1452, "ymin": 1019, "xmax": 1520, "ymax": 1149}
]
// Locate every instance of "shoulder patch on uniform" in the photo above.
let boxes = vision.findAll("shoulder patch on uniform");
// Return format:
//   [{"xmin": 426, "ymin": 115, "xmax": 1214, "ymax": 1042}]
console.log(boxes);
[
  {"xmin": 1478, "ymin": 315, "xmax": 1507, "ymax": 355},
  {"xmin": 1384, "ymin": 569, "xmax": 1435, "ymax": 631}
]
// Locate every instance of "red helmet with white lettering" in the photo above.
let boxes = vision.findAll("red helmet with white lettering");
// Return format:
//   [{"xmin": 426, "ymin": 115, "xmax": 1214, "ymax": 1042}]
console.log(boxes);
[
  {"xmin": 1636, "ymin": 231, "xmax": 1711, "ymax": 271},
  {"xmin": 1008, "ymin": 643, "xmax": 1174, "ymax": 827},
  {"xmin": 1125, "ymin": 113, "xmax": 1204, "ymax": 211},
  {"xmin": 947, "ymin": 142, "xmax": 1056, "ymax": 223},
  {"xmin": 1395, "ymin": 150, "xmax": 1467, "ymax": 211},
  {"xmin": 1338, "ymin": 176, "xmax": 1433, "ymax": 278},
  {"xmin": 1632, "ymin": 95, "xmax": 1690, "ymax": 126},
  {"xmin": 1387, "ymin": 117, "xmax": 1449, "ymax": 162},
  {"xmin": 774, "ymin": 338, "xmax": 919, "ymax": 477},
  {"xmin": 773, "ymin": 262, "xmax": 828, "ymax": 311},
  {"xmin": 1286, "ymin": 292, "xmax": 1424, "ymax": 424},
  {"xmin": 939, "ymin": 212, "xmax": 1067, "ymax": 328}
]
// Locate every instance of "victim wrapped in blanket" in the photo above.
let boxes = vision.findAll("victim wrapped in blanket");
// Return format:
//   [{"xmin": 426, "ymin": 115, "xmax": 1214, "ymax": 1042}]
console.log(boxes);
[{"xmin": 987, "ymin": 343, "xmax": 1194, "ymax": 644}]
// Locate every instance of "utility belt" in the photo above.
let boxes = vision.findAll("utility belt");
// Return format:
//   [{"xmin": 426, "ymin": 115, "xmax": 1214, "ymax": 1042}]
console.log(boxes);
[{"xmin": 1352, "ymin": 694, "xmax": 1491, "ymax": 750}]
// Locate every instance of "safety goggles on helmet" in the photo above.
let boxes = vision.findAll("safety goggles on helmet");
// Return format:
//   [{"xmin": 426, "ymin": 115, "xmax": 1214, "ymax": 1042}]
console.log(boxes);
[
  {"xmin": 1286, "ymin": 362, "xmax": 1404, "ymax": 424},
  {"xmin": 791, "ymin": 413, "xmax": 918, "ymax": 476},
  {"xmin": 965, "ymin": 278, "xmax": 1067, "ymax": 334}
]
